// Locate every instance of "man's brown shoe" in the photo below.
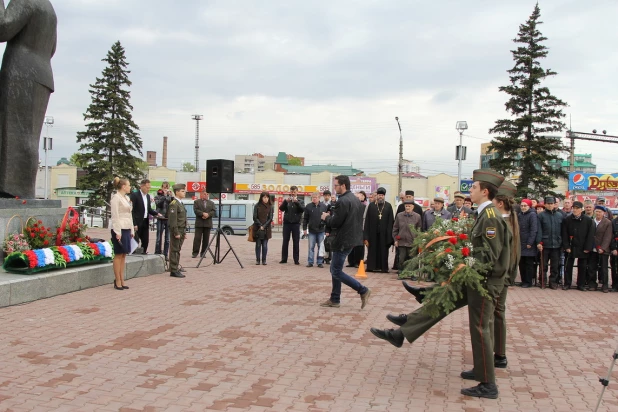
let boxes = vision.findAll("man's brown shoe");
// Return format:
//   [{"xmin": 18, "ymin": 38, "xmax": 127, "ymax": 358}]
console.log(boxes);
[
  {"xmin": 360, "ymin": 289, "xmax": 371, "ymax": 309},
  {"xmin": 320, "ymin": 299, "xmax": 340, "ymax": 308}
]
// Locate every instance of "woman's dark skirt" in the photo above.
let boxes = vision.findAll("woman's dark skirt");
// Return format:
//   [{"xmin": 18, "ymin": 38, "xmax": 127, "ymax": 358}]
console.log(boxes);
[{"xmin": 111, "ymin": 229, "xmax": 132, "ymax": 255}]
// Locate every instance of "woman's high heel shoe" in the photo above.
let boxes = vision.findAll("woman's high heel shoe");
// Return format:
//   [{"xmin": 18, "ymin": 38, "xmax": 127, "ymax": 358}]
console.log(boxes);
[
  {"xmin": 122, "ymin": 285, "xmax": 129, "ymax": 289},
  {"xmin": 114, "ymin": 280, "xmax": 124, "ymax": 290}
]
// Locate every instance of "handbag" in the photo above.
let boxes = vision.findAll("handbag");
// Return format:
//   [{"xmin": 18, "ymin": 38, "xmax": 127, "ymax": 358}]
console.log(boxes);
[{"xmin": 247, "ymin": 225, "xmax": 255, "ymax": 242}]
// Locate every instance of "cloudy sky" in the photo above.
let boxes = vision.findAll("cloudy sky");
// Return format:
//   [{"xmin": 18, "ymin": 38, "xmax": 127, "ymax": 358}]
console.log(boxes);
[{"xmin": 12, "ymin": 0, "xmax": 618, "ymax": 178}]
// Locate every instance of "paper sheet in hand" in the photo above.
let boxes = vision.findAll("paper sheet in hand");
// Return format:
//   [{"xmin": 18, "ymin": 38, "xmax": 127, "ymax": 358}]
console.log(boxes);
[{"xmin": 130, "ymin": 238, "xmax": 139, "ymax": 254}]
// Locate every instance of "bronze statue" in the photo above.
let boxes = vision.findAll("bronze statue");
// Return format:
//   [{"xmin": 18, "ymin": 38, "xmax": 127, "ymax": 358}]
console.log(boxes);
[{"xmin": 0, "ymin": 0, "xmax": 57, "ymax": 198}]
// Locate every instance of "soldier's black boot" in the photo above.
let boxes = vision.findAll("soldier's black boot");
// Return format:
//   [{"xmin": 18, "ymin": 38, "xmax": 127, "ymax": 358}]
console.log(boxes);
[
  {"xmin": 402, "ymin": 281, "xmax": 426, "ymax": 304},
  {"xmin": 461, "ymin": 383, "xmax": 499, "ymax": 399},
  {"xmin": 460, "ymin": 370, "xmax": 475, "ymax": 380},
  {"xmin": 386, "ymin": 313, "xmax": 408, "ymax": 326},
  {"xmin": 369, "ymin": 328, "xmax": 404, "ymax": 348},
  {"xmin": 494, "ymin": 355, "xmax": 507, "ymax": 368}
]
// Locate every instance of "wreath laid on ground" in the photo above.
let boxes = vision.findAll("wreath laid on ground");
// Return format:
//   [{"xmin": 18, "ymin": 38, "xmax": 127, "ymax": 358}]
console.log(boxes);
[
  {"xmin": 399, "ymin": 216, "xmax": 490, "ymax": 318},
  {"xmin": 2, "ymin": 242, "xmax": 114, "ymax": 274},
  {"xmin": 2, "ymin": 208, "xmax": 114, "ymax": 275}
]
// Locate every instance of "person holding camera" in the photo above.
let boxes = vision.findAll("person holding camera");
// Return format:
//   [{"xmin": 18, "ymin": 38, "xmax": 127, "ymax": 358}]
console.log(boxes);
[
  {"xmin": 303, "ymin": 192, "xmax": 328, "ymax": 268},
  {"xmin": 279, "ymin": 186, "xmax": 305, "ymax": 265},
  {"xmin": 154, "ymin": 183, "xmax": 172, "ymax": 257}
]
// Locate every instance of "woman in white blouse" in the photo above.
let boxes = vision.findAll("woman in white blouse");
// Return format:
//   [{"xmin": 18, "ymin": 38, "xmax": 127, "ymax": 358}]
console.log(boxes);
[{"xmin": 111, "ymin": 177, "xmax": 134, "ymax": 290}]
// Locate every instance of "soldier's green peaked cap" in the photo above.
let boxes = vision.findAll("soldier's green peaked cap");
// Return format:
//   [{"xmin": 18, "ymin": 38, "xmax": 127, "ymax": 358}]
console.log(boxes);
[
  {"xmin": 497, "ymin": 180, "xmax": 517, "ymax": 198},
  {"xmin": 172, "ymin": 183, "xmax": 186, "ymax": 192},
  {"xmin": 472, "ymin": 169, "xmax": 505, "ymax": 188}
]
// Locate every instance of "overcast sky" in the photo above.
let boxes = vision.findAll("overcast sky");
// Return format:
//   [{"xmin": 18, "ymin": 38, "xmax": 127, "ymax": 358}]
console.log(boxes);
[{"xmin": 14, "ymin": 0, "xmax": 618, "ymax": 178}]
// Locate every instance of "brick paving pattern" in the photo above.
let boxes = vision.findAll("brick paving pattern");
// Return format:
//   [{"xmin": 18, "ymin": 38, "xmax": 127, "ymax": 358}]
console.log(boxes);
[{"xmin": 0, "ymin": 229, "xmax": 617, "ymax": 411}]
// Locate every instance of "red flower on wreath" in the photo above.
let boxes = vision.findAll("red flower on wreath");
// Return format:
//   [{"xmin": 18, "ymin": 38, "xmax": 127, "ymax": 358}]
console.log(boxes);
[
  {"xmin": 43, "ymin": 240, "xmax": 49, "ymax": 246},
  {"xmin": 88, "ymin": 243, "xmax": 101, "ymax": 256},
  {"xmin": 448, "ymin": 237, "xmax": 458, "ymax": 245},
  {"xmin": 30, "ymin": 233, "xmax": 35, "ymax": 238},
  {"xmin": 459, "ymin": 233, "xmax": 468, "ymax": 240},
  {"xmin": 444, "ymin": 248, "xmax": 452, "ymax": 253},
  {"xmin": 446, "ymin": 230, "xmax": 456, "ymax": 236},
  {"xmin": 462, "ymin": 247, "xmax": 470, "ymax": 257},
  {"xmin": 24, "ymin": 250, "xmax": 37, "ymax": 268},
  {"xmin": 57, "ymin": 247, "xmax": 70, "ymax": 262},
  {"xmin": 452, "ymin": 217, "xmax": 459, "ymax": 222}
]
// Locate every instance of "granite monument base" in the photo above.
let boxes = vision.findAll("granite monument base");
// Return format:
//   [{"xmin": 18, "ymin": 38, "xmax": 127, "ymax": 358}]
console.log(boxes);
[
  {"xmin": 0, "ymin": 199, "xmax": 65, "ymax": 261},
  {"xmin": 0, "ymin": 254, "xmax": 167, "ymax": 307}
]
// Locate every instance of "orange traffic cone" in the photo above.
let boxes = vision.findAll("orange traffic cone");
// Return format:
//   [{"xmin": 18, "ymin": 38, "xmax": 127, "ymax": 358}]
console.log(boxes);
[{"xmin": 355, "ymin": 260, "xmax": 367, "ymax": 279}]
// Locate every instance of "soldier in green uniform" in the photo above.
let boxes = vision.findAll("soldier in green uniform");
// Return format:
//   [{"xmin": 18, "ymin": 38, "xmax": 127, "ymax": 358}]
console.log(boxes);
[
  {"xmin": 460, "ymin": 180, "xmax": 519, "ymax": 379},
  {"xmin": 460, "ymin": 169, "xmax": 510, "ymax": 399},
  {"xmin": 369, "ymin": 169, "xmax": 509, "ymax": 400},
  {"xmin": 168, "ymin": 184, "xmax": 187, "ymax": 278}
]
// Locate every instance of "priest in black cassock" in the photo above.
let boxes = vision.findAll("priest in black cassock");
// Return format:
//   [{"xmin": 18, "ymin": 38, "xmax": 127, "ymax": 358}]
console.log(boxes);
[{"xmin": 364, "ymin": 187, "xmax": 394, "ymax": 272}]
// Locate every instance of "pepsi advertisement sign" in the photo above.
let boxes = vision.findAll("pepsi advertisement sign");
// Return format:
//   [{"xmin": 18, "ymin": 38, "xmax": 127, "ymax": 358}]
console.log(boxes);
[{"xmin": 569, "ymin": 172, "xmax": 618, "ymax": 191}]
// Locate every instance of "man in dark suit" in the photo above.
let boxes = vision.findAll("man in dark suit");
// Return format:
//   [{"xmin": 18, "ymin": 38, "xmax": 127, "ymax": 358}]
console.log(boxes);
[
  {"xmin": 0, "ymin": 0, "xmax": 57, "ymax": 198},
  {"xmin": 192, "ymin": 191, "xmax": 216, "ymax": 258},
  {"xmin": 129, "ymin": 179, "xmax": 162, "ymax": 254}
]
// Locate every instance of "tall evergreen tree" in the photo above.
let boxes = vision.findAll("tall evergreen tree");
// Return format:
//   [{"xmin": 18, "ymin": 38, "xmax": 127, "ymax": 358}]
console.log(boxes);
[
  {"xmin": 488, "ymin": 4, "xmax": 568, "ymax": 198},
  {"xmin": 76, "ymin": 41, "xmax": 144, "ymax": 225}
]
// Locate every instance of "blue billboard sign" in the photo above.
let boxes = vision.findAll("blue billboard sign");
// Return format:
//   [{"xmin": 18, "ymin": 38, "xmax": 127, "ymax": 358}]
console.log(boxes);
[{"xmin": 459, "ymin": 180, "xmax": 473, "ymax": 194}]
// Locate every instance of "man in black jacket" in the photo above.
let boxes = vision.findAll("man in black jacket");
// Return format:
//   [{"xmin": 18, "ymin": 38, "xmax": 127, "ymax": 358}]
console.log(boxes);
[
  {"xmin": 192, "ymin": 191, "xmax": 216, "ymax": 258},
  {"xmin": 154, "ymin": 185, "xmax": 172, "ymax": 257},
  {"xmin": 536, "ymin": 196, "xmax": 563, "ymax": 289},
  {"xmin": 279, "ymin": 186, "xmax": 305, "ymax": 264},
  {"xmin": 562, "ymin": 201, "xmax": 594, "ymax": 290},
  {"xmin": 303, "ymin": 192, "xmax": 328, "ymax": 267},
  {"xmin": 320, "ymin": 175, "xmax": 371, "ymax": 309},
  {"xmin": 130, "ymin": 179, "xmax": 163, "ymax": 254}
]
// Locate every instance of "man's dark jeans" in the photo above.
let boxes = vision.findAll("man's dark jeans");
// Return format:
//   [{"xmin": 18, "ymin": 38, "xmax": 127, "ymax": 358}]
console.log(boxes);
[
  {"xmin": 540, "ymin": 247, "xmax": 561, "ymax": 286},
  {"xmin": 155, "ymin": 220, "xmax": 170, "ymax": 256},
  {"xmin": 330, "ymin": 249, "xmax": 368, "ymax": 304},
  {"xmin": 281, "ymin": 222, "xmax": 300, "ymax": 263}
]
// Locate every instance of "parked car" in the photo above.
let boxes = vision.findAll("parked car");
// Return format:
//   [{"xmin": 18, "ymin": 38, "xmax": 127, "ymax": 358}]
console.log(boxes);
[{"xmin": 181, "ymin": 199, "xmax": 257, "ymax": 235}]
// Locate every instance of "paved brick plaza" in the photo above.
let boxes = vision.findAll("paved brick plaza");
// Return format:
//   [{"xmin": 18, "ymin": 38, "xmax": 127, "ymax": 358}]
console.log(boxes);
[{"xmin": 1, "ymin": 229, "xmax": 617, "ymax": 411}]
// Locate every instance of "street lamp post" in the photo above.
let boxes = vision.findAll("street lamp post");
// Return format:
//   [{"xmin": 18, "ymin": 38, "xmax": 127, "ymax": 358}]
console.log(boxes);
[
  {"xmin": 192, "ymin": 114, "xmax": 203, "ymax": 172},
  {"xmin": 43, "ymin": 116, "xmax": 54, "ymax": 199},
  {"xmin": 455, "ymin": 121, "xmax": 468, "ymax": 191},
  {"xmin": 395, "ymin": 117, "xmax": 403, "ymax": 197}
]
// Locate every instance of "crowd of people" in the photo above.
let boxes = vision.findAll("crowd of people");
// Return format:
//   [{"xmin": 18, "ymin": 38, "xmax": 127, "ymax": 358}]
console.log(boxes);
[
  {"xmin": 111, "ymin": 176, "xmax": 618, "ymax": 297},
  {"xmin": 110, "ymin": 171, "xmax": 612, "ymax": 399}
]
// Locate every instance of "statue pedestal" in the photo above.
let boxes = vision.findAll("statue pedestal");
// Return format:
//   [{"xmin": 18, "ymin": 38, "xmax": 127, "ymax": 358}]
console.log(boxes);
[{"xmin": 0, "ymin": 199, "xmax": 65, "ymax": 261}]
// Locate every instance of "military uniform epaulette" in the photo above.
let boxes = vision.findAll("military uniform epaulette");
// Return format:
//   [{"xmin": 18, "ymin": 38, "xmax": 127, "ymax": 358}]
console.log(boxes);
[
  {"xmin": 170, "ymin": 199, "xmax": 177, "ymax": 205},
  {"xmin": 484, "ymin": 206, "xmax": 498, "ymax": 219}
]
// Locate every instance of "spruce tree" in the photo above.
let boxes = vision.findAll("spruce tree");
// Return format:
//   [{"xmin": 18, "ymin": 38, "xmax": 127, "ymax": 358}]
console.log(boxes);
[
  {"xmin": 488, "ymin": 4, "xmax": 568, "ymax": 198},
  {"xmin": 75, "ymin": 41, "xmax": 144, "ymax": 226}
]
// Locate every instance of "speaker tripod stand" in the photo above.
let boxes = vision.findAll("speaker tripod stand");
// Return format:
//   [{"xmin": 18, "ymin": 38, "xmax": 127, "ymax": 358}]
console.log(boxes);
[{"xmin": 196, "ymin": 195, "xmax": 244, "ymax": 269}]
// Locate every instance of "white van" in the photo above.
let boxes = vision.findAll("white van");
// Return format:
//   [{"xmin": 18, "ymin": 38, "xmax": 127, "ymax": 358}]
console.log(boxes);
[{"xmin": 181, "ymin": 199, "xmax": 257, "ymax": 235}]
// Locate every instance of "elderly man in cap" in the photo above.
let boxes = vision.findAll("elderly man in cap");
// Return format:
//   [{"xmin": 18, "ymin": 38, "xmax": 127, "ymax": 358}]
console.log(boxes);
[
  {"xmin": 392, "ymin": 200, "xmax": 421, "ymax": 274},
  {"xmin": 421, "ymin": 197, "xmax": 452, "ymax": 231},
  {"xmin": 364, "ymin": 187, "xmax": 394, "ymax": 272},
  {"xmin": 392, "ymin": 190, "xmax": 423, "ymax": 270},
  {"xmin": 168, "ymin": 184, "xmax": 188, "ymax": 278},
  {"xmin": 371, "ymin": 169, "xmax": 509, "ymax": 399},
  {"xmin": 562, "ymin": 201, "xmax": 594, "ymax": 290},
  {"xmin": 587, "ymin": 205, "xmax": 612, "ymax": 292},
  {"xmin": 596, "ymin": 197, "xmax": 613, "ymax": 220},
  {"xmin": 536, "ymin": 196, "xmax": 563, "ymax": 289},
  {"xmin": 395, "ymin": 190, "xmax": 423, "ymax": 216},
  {"xmin": 448, "ymin": 191, "xmax": 474, "ymax": 218}
]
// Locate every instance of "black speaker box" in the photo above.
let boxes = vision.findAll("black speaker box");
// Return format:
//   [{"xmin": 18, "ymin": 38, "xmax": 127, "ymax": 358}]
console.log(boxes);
[{"xmin": 206, "ymin": 159, "xmax": 234, "ymax": 193}]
